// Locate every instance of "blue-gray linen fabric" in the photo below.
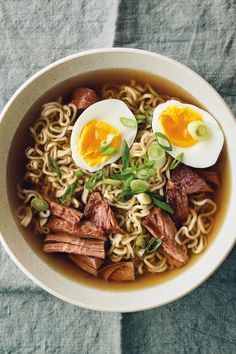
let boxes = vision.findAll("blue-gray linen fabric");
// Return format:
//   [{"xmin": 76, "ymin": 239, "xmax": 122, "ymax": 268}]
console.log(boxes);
[{"xmin": 0, "ymin": 1, "xmax": 235, "ymax": 353}]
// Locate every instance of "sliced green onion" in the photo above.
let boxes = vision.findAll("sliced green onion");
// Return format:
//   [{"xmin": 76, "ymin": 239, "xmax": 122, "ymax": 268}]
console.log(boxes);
[
  {"xmin": 135, "ymin": 235, "xmax": 146, "ymax": 248},
  {"xmin": 111, "ymin": 172, "xmax": 133, "ymax": 180},
  {"xmin": 152, "ymin": 196, "xmax": 174, "ymax": 214},
  {"xmin": 135, "ymin": 114, "xmax": 153, "ymax": 127},
  {"xmin": 48, "ymin": 157, "xmax": 62, "ymax": 178},
  {"xmin": 143, "ymin": 160, "xmax": 155, "ymax": 169},
  {"xmin": 99, "ymin": 133, "xmax": 117, "ymax": 155},
  {"xmin": 130, "ymin": 179, "xmax": 150, "ymax": 193},
  {"xmin": 100, "ymin": 146, "xmax": 118, "ymax": 156},
  {"xmin": 136, "ymin": 193, "xmax": 152, "ymax": 205},
  {"xmin": 31, "ymin": 197, "xmax": 48, "ymax": 212},
  {"xmin": 120, "ymin": 117, "xmax": 137, "ymax": 128},
  {"xmin": 124, "ymin": 176, "xmax": 134, "ymax": 189},
  {"xmin": 60, "ymin": 179, "xmax": 78, "ymax": 204},
  {"xmin": 135, "ymin": 114, "xmax": 147, "ymax": 122},
  {"xmin": 75, "ymin": 169, "xmax": 83, "ymax": 178},
  {"xmin": 85, "ymin": 170, "xmax": 103, "ymax": 190},
  {"xmin": 170, "ymin": 153, "xmax": 184, "ymax": 170},
  {"xmin": 188, "ymin": 120, "xmax": 209, "ymax": 141},
  {"xmin": 147, "ymin": 144, "xmax": 166, "ymax": 169},
  {"xmin": 102, "ymin": 179, "xmax": 122, "ymax": 187},
  {"xmin": 115, "ymin": 189, "xmax": 134, "ymax": 203},
  {"xmin": 136, "ymin": 168, "xmax": 156, "ymax": 180},
  {"xmin": 145, "ymin": 238, "xmax": 162, "ymax": 253},
  {"xmin": 155, "ymin": 132, "xmax": 172, "ymax": 152},
  {"xmin": 121, "ymin": 140, "xmax": 130, "ymax": 170},
  {"xmin": 111, "ymin": 167, "xmax": 136, "ymax": 180},
  {"xmin": 137, "ymin": 248, "xmax": 146, "ymax": 257}
]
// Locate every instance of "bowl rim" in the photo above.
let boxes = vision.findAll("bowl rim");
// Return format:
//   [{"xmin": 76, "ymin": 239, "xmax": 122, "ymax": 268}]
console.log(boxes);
[{"xmin": 0, "ymin": 47, "xmax": 235, "ymax": 312}]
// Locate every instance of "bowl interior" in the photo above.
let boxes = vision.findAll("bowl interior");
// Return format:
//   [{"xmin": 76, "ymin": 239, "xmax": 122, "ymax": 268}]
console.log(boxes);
[{"xmin": 0, "ymin": 49, "xmax": 236, "ymax": 311}]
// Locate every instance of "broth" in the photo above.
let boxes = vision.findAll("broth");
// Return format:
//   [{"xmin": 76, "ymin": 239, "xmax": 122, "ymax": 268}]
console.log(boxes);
[{"xmin": 7, "ymin": 69, "xmax": 230, "ymax": 291}]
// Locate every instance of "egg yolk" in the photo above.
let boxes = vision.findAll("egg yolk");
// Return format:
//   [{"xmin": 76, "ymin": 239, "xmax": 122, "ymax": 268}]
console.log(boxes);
[
  {"xmin": 159, "ymin": 106, "xmax": 203, "ymax": 147},
  {"xmin": 77, "ymin": 120, "xmax": 122, "ymax": 167}
]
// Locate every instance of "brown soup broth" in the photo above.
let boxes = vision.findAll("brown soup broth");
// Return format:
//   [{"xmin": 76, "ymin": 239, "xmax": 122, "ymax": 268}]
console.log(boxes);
[{"xmin": 7, "ymin": 69, "xmax": 230, "ymax": 291}]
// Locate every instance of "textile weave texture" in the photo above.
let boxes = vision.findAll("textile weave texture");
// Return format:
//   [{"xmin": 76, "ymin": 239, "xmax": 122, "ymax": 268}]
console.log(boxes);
[{"xmin": 0, "ymin": 1, "xmax": 235, "ymax": 353}]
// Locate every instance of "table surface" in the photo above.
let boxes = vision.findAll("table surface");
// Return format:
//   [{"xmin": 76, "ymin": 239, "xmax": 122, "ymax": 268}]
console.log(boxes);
[{"xmin": 0, "ymin": 1, "xmax": 235, "ymax": 353}]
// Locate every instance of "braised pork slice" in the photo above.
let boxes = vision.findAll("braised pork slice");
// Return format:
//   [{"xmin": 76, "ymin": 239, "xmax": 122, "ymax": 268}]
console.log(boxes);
[
  {"xmin": 197, "ymin": 169, "xmax": 221, "ymax": 186},
  {"xmin": 69, "ymin": 255, "xmax": 103, "ymax": 276},
  {"xmin": 45, "ymin": 198, "xmax": 82, "ymax": 224},
  {"xmin": 142, "ymin": 208, "xmax": 189, "ymax": 267},
  {"xmin": 166, "ymin": 180, "xmax": 189, "ymax": 226},
  {"xmin": 100, "ymin": 262, "xmax": 135, "ymax": 281},
  {"xmin": 71, "ymin": 87, "xmax": 98, "ymax": 109},
  {"xmin": 171, "ymin": 164, "xmax": 213, "ymax": 194},
  {"xmin": 44, "ymin": 236, "xmax": 105, "ymax": 258},
  {"xmin": 46, "ymin": 217, "xmax": 107, "ymax": 240},
  {"xmin": 84, "ymin": 192, "xmax": 124, "ymax": 234}
]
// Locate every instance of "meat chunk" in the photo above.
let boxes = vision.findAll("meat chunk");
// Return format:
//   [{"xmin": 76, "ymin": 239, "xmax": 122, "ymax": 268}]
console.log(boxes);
[
  {"xmin": 46, "ymin": 217, "xmax": 107, "ymax": 240},
  {"xmin": 142, "ymin": 208, "xmax": 189, "ymax": 268},
  {"xmin": 171, "ymin": 164, "xmax": 213, "ymax": 194},
  {"xmin": 45, "ymin": 198, "xmax": 82, "ymax": 224},
  {"xmin": 166, "ymin": 180, "xmax": 189, "ymax": 226},
  {"xmin": 197, "ymin": 169, "xmax": 221, "ymax": 186},
  {"xmin": 100, "ymin": 262, "xmax": 135, "ymax": 281},
  {"xmin": 84, "ymin": 192, "xmax": 124, "ymax": 234},
  {"xmin": 44, "ymin": 236, "xmax": 105, "ymax": 258},
  {"xmin": 71, "ymin": 87, "xmax": 98, "ymax": 109},
  {"xmin": 69, "ymin": 255, "xmax": 103, "ymax": 276}
]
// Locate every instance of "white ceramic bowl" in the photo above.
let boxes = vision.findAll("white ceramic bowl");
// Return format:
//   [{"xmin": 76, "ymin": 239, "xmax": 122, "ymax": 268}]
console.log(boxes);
[{"xmin": 0, "ymin": 48, "xmax": 235, "ymax": 312}]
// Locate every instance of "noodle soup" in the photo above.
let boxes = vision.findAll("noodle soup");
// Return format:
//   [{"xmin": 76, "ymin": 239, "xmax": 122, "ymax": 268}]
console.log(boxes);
[{"xmin": 8, "ymin": 69, "xmax": 229, "ymax": 290}]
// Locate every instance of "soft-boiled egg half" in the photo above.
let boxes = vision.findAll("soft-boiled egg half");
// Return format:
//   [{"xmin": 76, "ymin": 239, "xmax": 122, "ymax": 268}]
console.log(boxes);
[
  {"xmin": 71, "ymin": 99, "xmax": 137, "ymax": 172},
  {"xmin": 152, "ymin": 100, "xmax": 224, "ymax": 168}
]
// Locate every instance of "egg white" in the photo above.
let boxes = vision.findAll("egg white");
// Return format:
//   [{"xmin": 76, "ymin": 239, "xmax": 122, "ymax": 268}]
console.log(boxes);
[
  {"xmin": 71, "ymin": 99, "xmax": 137, "ymax": 172},
  {"xmin": 152, "ymin": 100, "xmax": 224, "ymax": 168}
]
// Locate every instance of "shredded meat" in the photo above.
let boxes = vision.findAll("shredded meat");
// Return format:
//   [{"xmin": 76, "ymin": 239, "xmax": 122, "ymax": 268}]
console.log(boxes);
[
  {"xmin": 71, "ymin": 87, "xmax": 98, "ymax": 109},
  {"xmin": 197, "ymin": 169, "xmax": 221, "ymax": 186},
  {"xmin": 44, "ymin": 236, "xmax": 105, "ymax": 258},
  {"xmin": 46, "ymin": 217, "xmax": 107, "ymax": 240},
  {"xmin": 45, "ymin": 198, "xmax": 82, "ymax": 224},
  {"xmin": 69, "ymin": 255, "xmax": 103, "ymax": 276},
  {"xmin": 166, "ymin": 180, "xmax": 189, "ymax": 226},
  {"xmin": 84, "ymin": 192, "xmax": 124, "ymax": 234},
  {"xmin": 100, "ymin": 262, "xmax": 135, "ymax": 281},
  {"xmin": 142, "ymin": 208, "xmax": 189, "ymax": 268},
  {"xmin": 171, "ymin": 164, "xmax": 213, "ymax": 194}
]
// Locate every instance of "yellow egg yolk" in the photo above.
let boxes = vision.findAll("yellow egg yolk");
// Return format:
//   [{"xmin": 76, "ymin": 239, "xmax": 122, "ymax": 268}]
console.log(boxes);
[
  {"xmin": 77, "ymin": 120, "xmax": 122, "ymax": 167},
  {"xmin": 159, "ymin": 106, "xmax": 203, "ymax": 147}
]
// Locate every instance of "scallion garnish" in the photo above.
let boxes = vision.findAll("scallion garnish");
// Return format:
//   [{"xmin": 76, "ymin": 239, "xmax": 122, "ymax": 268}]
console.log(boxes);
[
  {"xmin": 100, "ymin": 146, "xmax": 118, "ymax": 156},
  {"xmin": 75, "ymin": 169, "xmax": 83, "ymax": 178},
  {"xmin": 187, "ymin": 120, "xmax": 209, "ymax": 141},
  {"xmin": 151, "ymin": 196, "xmax": 174, "ymax": 214},
  {"xmin": 115, "ymin": 189, "xmax": 134, "ymax": 203},
  {"xmin": 31, "ymin": 197, "xmax": 48, "ymax": 212},
  {"xmin": 135, "ymin": 114, "xmax": 153, "ymax": 127},
  {"xmin": 136, "ymin": 193, "xmax": 152, "ymax": 205},
  {"xmin": 48, "ymin": 157, "xmax": 62, "ymax": 178},
  {"xmin": 120, "ymin": 117, "xmax": 137, "ymax": 128},
  {"xmin": 130, "ymin": 179, "xmax": 150, "ymax": 193},
  {"xmin": 60, "ymin": 179, "xmax": 78, "ymax": 204},
  {"xmin": 85, "ymin": 169, "xmax": 103, "ymax": 190},
  {"xmin": 136, "ymin": 168, "xmax": 156, "ymax": 180},
  {"xmin": 155, "ymin": 132, "xmax": 172, "ymax": 152},
  {"xmin": 145, "ymin": 238, "xmax": 162, "ymax": 253},
  {"xmin": 102, "ymin": 179, "xmax": 122, "ymax": 187},
  {"xmin": 147, "ymin": 144, "xmax": 166, "ymax": 169},
  {"xmin": 170, "ymin": 153, "xmax": 184, "ymax": 170},
  {"xmin": 121, "ymin": 140, "xmax": 130, "ymax": 170},
  {"xmin": 135, "ymin": 235, "xmax": 146, "ymax": 248},
  {"xmin": 124, "ymin": 176, "xmax": 134, "ymax": 189}
]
